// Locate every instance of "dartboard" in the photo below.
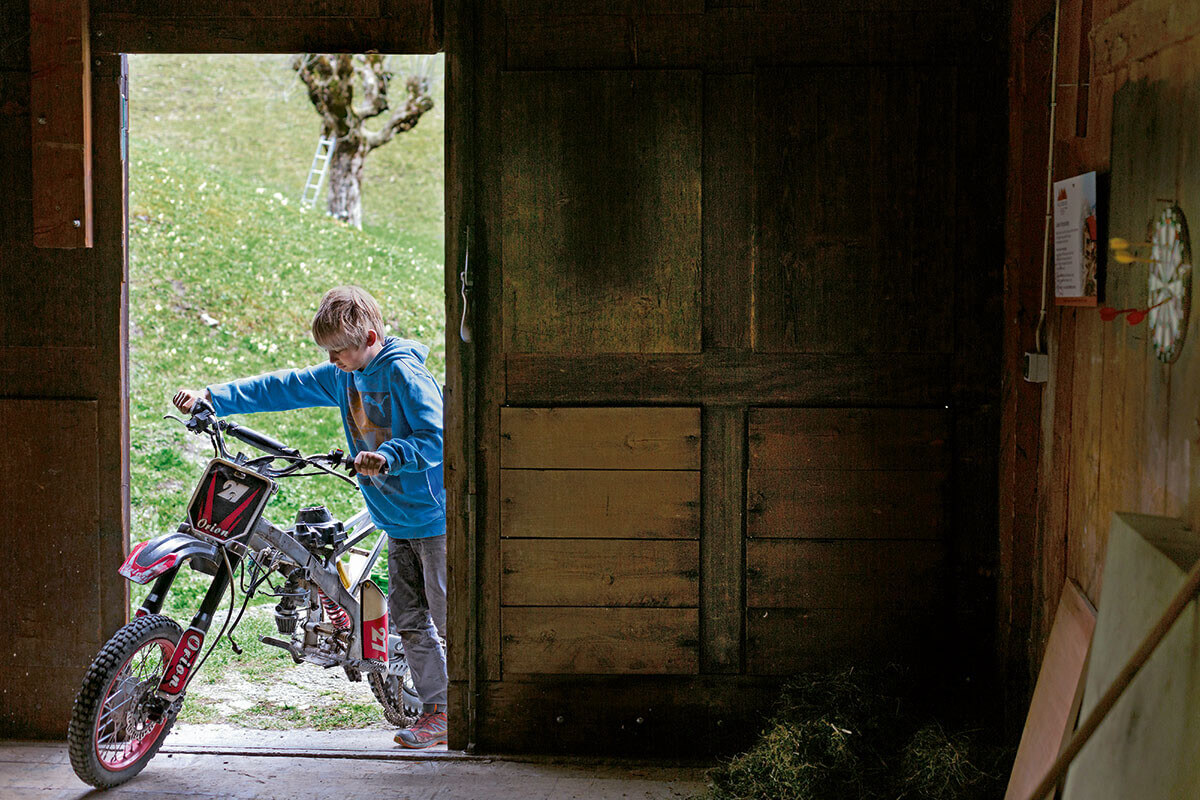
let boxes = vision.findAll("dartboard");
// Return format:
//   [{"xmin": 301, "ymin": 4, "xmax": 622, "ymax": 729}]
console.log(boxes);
[{"xmin": 1148, "ymin": 206, "xmax": 1192, "ymax": 363}]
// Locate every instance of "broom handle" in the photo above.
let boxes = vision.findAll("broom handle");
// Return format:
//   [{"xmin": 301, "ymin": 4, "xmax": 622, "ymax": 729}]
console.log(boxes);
[{"xmin": 1025, "ymin": 555, "xmax": 1200, "ymax": 800}]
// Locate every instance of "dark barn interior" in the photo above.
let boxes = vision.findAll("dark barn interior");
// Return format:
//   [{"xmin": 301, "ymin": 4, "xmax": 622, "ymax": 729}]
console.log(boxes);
[{"xmin": 3, "ymin": 0, "xmax": 1200, "ymax": 794}]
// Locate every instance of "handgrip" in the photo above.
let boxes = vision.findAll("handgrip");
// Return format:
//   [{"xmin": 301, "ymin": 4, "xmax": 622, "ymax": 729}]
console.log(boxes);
[
  {"xmin": 346, "ymin": 458, "xmax": 389, "ymax": 478},
  {"xmin": 221, "ymin": 421, "xmax": 300, "ymax": 458}
]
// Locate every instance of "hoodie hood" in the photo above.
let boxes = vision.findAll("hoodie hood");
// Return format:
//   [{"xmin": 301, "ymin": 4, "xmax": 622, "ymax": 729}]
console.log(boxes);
[{"xmin": 362, "ymin": 336, "xmax": 429, "ymax": 375}]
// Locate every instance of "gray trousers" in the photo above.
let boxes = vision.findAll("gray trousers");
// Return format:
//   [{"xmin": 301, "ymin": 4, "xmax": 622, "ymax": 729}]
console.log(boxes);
[{"xmin": 387, "ymin": 535, "xmax": 448, "ymax": 711}]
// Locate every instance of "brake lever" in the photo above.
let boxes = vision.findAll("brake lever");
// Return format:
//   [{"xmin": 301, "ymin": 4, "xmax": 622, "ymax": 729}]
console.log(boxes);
[{"xmin": 304, "ymin": 456, "xmax": 359, "ymax": 487}]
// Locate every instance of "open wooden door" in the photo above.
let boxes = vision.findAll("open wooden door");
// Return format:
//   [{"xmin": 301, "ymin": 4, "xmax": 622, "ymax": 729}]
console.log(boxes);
[{"xmin": 448, "ymin": 0, "xmax": 1006, "ymax": 756}]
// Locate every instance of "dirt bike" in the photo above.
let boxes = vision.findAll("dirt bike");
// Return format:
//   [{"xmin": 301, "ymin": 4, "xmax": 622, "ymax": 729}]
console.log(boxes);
[{"xmin": 68, "ymin": 397, "xmax": 420, "ymax": 788}]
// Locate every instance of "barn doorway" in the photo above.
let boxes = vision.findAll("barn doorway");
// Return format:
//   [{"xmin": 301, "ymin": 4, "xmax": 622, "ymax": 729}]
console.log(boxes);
[{"xmin": 123, "ymin": 52, "xmax": 448, "ymax": 749}]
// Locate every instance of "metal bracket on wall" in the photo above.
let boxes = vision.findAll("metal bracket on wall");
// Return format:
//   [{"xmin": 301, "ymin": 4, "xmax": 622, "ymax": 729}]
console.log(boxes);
[{"xmin": 459, "ymin": 227, "xmax": 473, "ymax": 343}]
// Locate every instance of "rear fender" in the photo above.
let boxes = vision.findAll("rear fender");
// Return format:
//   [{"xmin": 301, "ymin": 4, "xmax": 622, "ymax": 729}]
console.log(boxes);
[{"xmin": 120, "ymin": 532, "xmax": 220, "ymax": 584}]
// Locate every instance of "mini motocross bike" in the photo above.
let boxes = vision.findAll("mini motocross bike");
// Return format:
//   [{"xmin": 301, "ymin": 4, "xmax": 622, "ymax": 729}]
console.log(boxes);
[{"xmin": 68, "ymin": 398, "xmax": 420, "ymax": 789}]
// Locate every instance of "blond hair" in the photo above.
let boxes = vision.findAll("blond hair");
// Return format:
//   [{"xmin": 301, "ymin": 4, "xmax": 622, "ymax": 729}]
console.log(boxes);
[{"xmin": 311, "ymin": 286, "xmax": 386, "ymax": 350}]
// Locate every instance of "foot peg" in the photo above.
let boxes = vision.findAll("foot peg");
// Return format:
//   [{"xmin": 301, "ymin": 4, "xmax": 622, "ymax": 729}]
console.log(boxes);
[{"xmin": 260, "ymin": 635, "xmax": 303, "ymax": 663}]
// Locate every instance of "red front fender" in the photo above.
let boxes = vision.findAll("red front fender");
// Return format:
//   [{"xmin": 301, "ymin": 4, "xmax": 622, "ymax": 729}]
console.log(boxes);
[{"xmin": 120, "ymin": 531, "xmax": 220, "ymax": 584}]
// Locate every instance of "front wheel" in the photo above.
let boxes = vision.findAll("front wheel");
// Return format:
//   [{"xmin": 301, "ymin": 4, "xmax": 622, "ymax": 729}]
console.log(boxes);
[{"xmin": 68, "ymin": 614, "xmax": 182, "ymax": 788}]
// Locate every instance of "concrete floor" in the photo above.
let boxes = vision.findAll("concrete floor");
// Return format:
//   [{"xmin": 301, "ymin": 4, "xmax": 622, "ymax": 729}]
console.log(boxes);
[{"xmin": 0, "ymin": 725, "xmax": 710, "ymax": 800}]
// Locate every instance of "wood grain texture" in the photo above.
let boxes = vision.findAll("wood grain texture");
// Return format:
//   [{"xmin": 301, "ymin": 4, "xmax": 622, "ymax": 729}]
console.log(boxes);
[
  {"xmin": 1003, "ymin": 581, "xmax": 1096, "ymax": 800},
  {"xmin": 746, "ymin": 607, "xmax": 937, "ymax": 674},
  {"xmin": 702, "ymin": 72, "xmax": 754, "ymax": 350},
  {"xmin": 501, "ymin": 539, "xmax": 699, "ymax": 606},
  {"xmin": 755, "ymin": 65, "xmax": 956, "ymax": 354},
  {"xmin": 501, "ymin": 8, "xmax": 982, "ymax": 71},
  {"xmin": 502, "ymin": 0, "xmax": 703, "ymax": 14},
  {"xmin": 500, "ymin": 407, "xmax": 701, "ymax": 470},
  {"xmin": 1035, "ymin": 306, "xmax": 1074, "ymax": 666},
  {"xmin": 1092, "ymin": 0, "xmax": 1200, "ymax": 75},
  {"xmin": 998, "ymin": 0, "xmax": 1055, "ymax": 706},
  {"xmin": 91, "ymin": 55, "xmax": 130, "ymax": 643},
  {"xmin": 0, "ymin": 400, "xmax": 101, "ymax": 734},
  {"xmin": 501, "ymin": 469, "xmax": 700, "ymax": 538},
  {"xmin": 746, "ymin": 539, "xmax": 945, "ymax": 609},
  {"xmin": 754, "ymin": 11, "xmax": 976, "ymax": 66},
  {"xmin": 700, "ymin": 406, "xmax": 746, "ymax": 673},
  {"xmin": 748, "ymin": 468, "xmax": 945, "ymax": 540},
  {"xmin": 91, "ymin": 9, "xmax": 439, "ymax": 54},
  {"xmin": 476, "ymin": 0, "xmax": 507, "ymax": 685},
  {"xmin": 501, "ymin": 70, "xmax": 701, "ymax": 353},
  {"xmin": 473, "ymin": 674, "xmax": 782, "ymax": 756},
  {"xmin": 91, "ymin": 0, "xmax": 386, "ymax": 14},
  {"xmin": 505, "ymin": 351, "xmax": 961, "ymax": 406},
  {"xmin": 29, "ymin": 0, "xmax": 92, "ymax": 248},
  {"xmin": 749, "ymin": 407, "xmax": 950, "ymax": 471},
  {"xmin": 505, "ymin": 14, "xmax": 703, "ymax": 70},
  {"xmin": 502, "ymin": 607, "xmax": 699, "ymax": 674}
]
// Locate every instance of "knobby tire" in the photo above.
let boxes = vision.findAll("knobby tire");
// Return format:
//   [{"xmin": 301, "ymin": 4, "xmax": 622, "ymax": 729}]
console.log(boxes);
[{"xmin": 68, "ymin": 614, "xmax": 183, "ymax": 788}]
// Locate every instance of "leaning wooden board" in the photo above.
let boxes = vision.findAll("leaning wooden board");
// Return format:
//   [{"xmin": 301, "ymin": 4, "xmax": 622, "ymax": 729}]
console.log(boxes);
[{"xmin": 1004, "ymin": 580, "xmax": 1096, "ymax": 800}]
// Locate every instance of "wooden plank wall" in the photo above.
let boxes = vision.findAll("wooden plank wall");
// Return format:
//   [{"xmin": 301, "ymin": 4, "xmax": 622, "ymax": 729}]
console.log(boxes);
[
  {"xmin": 457, "ymin": 0, "xmax": 1007, "ymax": 755},
  {"xmin": 0, "ymin": 1, "xmax": 440, "ymax": 739},
  {"xmin": 0, "ymin": 18, "xmax": 127, "ymax": 732},
  {"xmin": 499, "ymin": 407, "xmax": 701, "ymax": 675},
  {"xmin": 745, "ymin": 409, "xmax": 950, "ymax": 674},
  {"xmin": 1004, "ymin": 0, "xmax": 1200, "ymax": 722}
]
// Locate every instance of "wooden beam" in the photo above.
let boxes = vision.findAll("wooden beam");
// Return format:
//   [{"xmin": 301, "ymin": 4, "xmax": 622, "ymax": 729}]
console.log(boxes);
[
  {"xmin": 502, "ymin": 607, "xmax": 699, "ymax": 674},
  {"xmin": 90, "ymin": 4, "xmax": 440, "ymax": 54},
  {"xmin": 700, "ymin": 406, "xmax": 745, "ymax": 674},
  {"xmin": 505, "ymin": 351, "xmax": 965, "ymax": 406},
  {"xmin": 29, "ymin": 0, "xmax": 92, "ymax": 248},
  {"xmin": 472, "ymin": 675, "xmax": 781, "ymax": 756}
]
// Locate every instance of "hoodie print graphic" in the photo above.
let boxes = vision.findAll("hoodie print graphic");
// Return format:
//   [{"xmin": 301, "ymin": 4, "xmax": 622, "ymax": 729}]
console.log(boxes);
[{"xmin": 347, "ymin": 388, "xmax": 399, "ymax": 495}]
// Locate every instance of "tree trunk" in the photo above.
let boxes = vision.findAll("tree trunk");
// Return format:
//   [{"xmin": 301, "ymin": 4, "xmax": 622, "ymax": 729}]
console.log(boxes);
[{"xmin": 327, "ymin": 138, "xmax": 366, "ymax": 229}]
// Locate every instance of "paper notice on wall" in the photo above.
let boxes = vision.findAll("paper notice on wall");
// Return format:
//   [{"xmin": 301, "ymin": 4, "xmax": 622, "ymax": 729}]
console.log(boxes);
[{"xmin": 1053, "ymin": 172, "xmax": 1099, "ymax": 306}]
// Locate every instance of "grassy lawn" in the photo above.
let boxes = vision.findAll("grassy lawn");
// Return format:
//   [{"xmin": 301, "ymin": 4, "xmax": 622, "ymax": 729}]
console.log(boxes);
[{"xmin": 126, "ymin": 54, "xmax": 444, "ymax": 728}]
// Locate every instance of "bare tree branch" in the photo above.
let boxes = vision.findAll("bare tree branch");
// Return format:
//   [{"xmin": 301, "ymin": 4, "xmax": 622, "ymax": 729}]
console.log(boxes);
[
  {"xmin": 365, "ymin": 75, "xmax": 434, "ymax": 152},
  {"xmin": 353, "ymin": 53, "xmax": 391, "ymax": 121},
  {"xmin": 293, "ymin": 52, "xmax": 438, "ymax": 227}
]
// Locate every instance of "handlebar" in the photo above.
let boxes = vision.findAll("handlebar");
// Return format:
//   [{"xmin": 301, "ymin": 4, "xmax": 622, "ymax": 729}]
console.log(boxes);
[
  {"xmin": 175, "ymin": 397, "xmax": 386, "ymax": 481},
  {"xmin": 221, "ymin": 420, "xmax": 301, "ymax": 459}
]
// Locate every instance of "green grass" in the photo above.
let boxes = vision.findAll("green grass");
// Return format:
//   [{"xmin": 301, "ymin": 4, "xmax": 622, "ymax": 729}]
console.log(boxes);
[
  {"xmin": 125, "ymin": 54, "xmax": 444, "ymax": 728},
  {"xmin": 128, "ymin": 54, "xmax": 445, "ymax": 260}
]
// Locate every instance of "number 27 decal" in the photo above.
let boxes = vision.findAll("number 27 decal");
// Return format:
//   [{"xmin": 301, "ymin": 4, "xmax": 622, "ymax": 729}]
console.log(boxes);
[{"xmin": 217, "ymin": 479, "xmax": 250, "ymax": 503}]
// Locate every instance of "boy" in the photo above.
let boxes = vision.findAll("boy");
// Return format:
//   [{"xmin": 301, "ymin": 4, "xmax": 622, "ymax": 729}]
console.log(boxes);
[{"xmin": 172, "ymin": 285, "xmax": 448, "ymax": 749}]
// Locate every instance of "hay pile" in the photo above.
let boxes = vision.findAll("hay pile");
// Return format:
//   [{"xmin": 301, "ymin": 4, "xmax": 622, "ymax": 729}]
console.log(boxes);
[{"xmin": 701, "ymin": 667, "xmax": 1011, "ymax": 800}]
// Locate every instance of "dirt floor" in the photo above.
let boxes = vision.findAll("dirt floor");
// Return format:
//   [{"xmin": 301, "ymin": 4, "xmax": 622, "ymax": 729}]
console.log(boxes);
[{"xmin": 0, "ymin": 731, "xmax": 708, "ymax": 800}]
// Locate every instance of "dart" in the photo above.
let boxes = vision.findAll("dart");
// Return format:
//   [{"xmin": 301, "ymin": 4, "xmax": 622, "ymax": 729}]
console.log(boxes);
[
  {"xmin": 1109, "ymin": 237, "xmax": 1152, "ymax": 250},
  {"xmin": 1113, "ymin": 250, "xmax": 1157, "ymax": 264}
]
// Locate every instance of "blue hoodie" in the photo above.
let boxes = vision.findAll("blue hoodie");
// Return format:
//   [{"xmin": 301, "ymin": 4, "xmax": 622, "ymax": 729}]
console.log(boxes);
[{"xmin": 207, "ymin": 337, "xmax": 445, "ymax": 539}]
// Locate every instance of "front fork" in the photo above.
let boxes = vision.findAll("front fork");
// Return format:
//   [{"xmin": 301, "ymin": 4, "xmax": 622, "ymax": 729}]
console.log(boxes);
[
  {"xmin": 132, "ymin": 553, "xmax": 241, "ymax": 712},
  {"xmin": 135, "ymin": 566, "xmax": 181, "ymax": 618}
]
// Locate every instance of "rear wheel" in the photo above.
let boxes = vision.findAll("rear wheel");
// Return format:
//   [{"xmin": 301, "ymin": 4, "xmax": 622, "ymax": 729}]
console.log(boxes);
[
  {"xmin": 369, "ymin": 659, "xmax": 421, "ymax": 725},
  {"xmin": 68, "ymin": 614, "xmax": 182, "ymax": 788}
]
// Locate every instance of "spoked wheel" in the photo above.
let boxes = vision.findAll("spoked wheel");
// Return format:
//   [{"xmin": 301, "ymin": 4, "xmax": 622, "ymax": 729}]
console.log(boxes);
[
  {"xmin": 68, "ymin": 614, "xmax": 183, "ymax": 788},
  {"xmin": 369, "ymin": 658, "xmax": 421, "ymax": 725}
]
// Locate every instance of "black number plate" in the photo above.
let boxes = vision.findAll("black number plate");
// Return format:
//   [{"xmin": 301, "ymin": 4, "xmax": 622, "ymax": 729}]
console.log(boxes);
[{"xmin": 186, "ymin": 459, "xmax": 275, "ymax": 540}]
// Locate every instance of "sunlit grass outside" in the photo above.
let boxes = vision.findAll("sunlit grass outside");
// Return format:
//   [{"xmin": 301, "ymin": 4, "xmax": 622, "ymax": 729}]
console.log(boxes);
[{"xmin": 126, "ymin": 54, "xmax": 443, "ymax": 729}]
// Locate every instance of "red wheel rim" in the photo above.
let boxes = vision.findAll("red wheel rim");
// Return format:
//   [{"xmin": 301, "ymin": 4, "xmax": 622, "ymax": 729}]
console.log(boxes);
[{"xmin": 93, "ymin": 636, "xmax": 176, "ymax": 771}]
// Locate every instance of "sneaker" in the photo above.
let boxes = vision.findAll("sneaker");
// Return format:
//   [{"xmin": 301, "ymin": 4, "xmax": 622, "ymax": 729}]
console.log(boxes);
[{"xmin": 394, "ymin": 709, "xmax": 447, "ymax": 749}]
